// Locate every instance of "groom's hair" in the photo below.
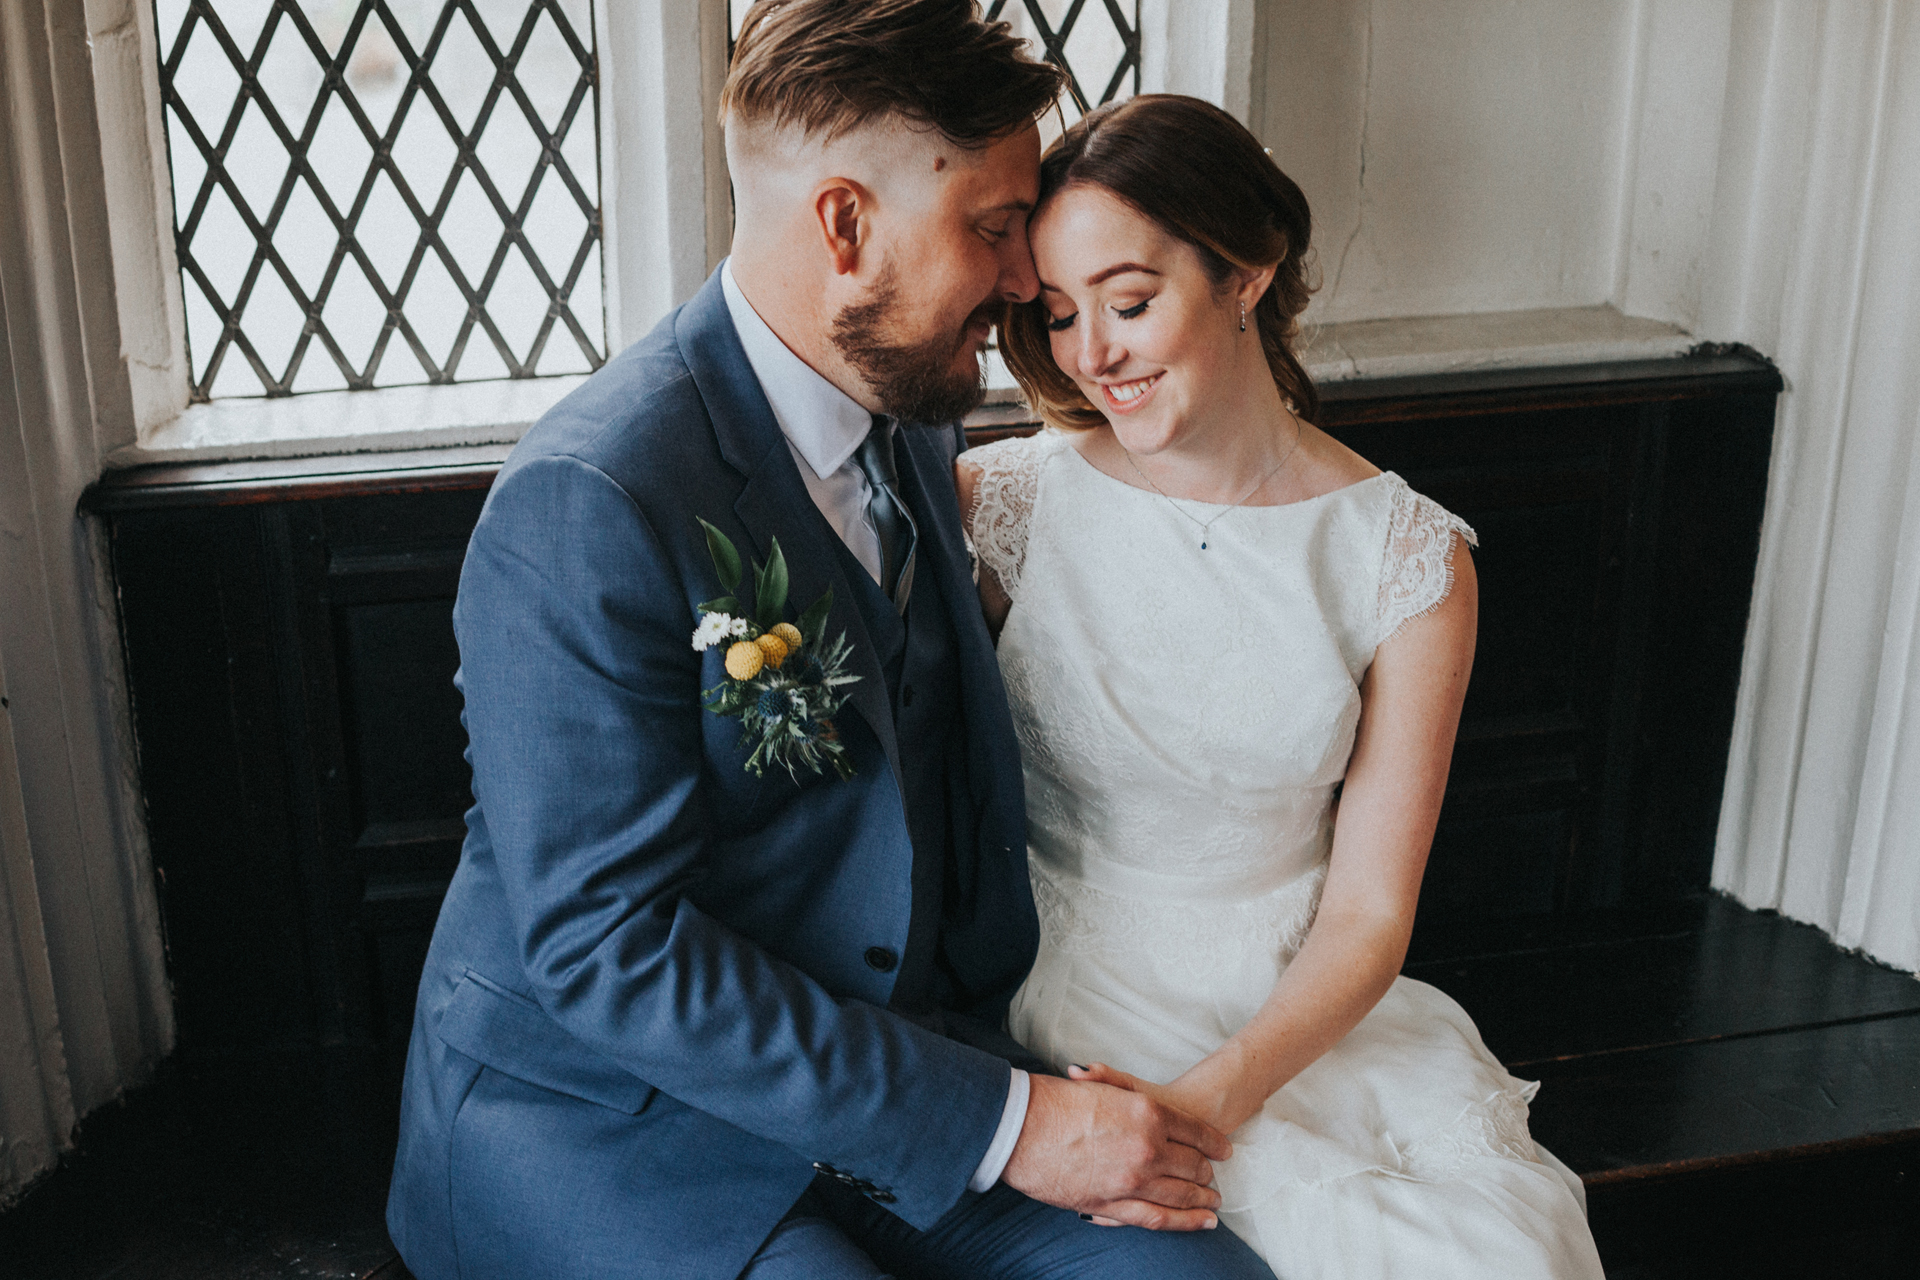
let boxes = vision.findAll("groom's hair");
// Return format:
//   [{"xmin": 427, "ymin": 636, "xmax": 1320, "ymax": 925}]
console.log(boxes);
[{"xmin": 721, "ymin": 0, "xmax": 1064, "ymax": 146}]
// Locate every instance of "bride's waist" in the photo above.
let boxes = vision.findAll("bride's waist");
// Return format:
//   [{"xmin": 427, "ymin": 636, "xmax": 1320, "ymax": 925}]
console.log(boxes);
[
  {"xmin": 1027, "ymin": 856, "xmax": 1328, "ymax": 962},
  {"xmin": 1029, "ymin": 842, "xmax": 1328, "ymax": 905}
]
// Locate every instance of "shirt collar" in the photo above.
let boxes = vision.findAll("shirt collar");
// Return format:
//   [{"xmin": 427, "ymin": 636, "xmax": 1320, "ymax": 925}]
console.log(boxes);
[{"xmin": 721, "ymin": 259, "xmax": 877, "ymax": 480}]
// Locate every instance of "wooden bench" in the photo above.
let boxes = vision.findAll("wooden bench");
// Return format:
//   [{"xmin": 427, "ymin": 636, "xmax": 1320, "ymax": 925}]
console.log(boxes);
[{"xmin": 1410, "ymin": 894, "xmax": 1920, "ymax": 1275}]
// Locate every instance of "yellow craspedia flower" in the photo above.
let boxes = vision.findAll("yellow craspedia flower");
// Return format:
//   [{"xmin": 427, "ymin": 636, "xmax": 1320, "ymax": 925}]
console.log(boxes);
[
  {"xmin": 725, "ymin": 640, "xmax": 765, "ymax": 681},
  {"xmin": 769, "ymin": 622, "xmax": 804, "ymax": 652},
  {"xmin": 755, "ymin": 632, "xmax": 790, "ymax": 668}
]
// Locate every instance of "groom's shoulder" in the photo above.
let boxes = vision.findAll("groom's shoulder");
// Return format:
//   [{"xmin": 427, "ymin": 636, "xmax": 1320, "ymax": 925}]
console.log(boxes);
[{"xmin": 502, "ymin": 321, "xmax": 714, "ymax": 499}]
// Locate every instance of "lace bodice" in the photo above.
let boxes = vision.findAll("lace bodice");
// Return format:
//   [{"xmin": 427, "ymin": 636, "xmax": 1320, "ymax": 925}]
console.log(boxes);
[{"xmin": 964, "ymin": 430, "xmax": 1477, "ymax": 649}]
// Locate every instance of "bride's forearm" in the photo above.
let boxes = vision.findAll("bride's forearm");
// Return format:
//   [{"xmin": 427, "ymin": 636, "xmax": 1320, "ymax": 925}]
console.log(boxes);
[
  {"xmin": 1169, "ymin": 571, "xmax": 1471, "ymax": 1134},
  {"xmin": 1175, "ymin": 909, "xmax": 1408, "ymax": 1132}
]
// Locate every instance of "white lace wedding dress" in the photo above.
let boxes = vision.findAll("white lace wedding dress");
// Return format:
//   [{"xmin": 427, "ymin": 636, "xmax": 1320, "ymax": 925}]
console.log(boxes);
[{"xmin": 963, "ymin": 430, "xmax": 1605, "ymax": 1279}]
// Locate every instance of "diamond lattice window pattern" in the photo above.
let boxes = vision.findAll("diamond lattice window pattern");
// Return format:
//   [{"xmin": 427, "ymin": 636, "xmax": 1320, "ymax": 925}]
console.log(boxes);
[
  {"xmin": 156, "ymin": 1, "xmax": 605, "ymax": 401},
  {"xmin": 985, "ymin": 0, "xmax": 1139, "ymax": 124}
]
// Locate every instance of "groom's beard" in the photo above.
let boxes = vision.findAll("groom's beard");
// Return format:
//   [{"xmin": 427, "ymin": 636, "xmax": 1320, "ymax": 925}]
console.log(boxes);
[{"xmin": 832, "ymin": 266, "xmax": 988, "ymax": 425}]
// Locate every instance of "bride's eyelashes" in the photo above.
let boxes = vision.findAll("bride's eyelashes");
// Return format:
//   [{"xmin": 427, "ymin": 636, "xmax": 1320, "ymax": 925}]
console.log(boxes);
[{"xmin": 1044, "ymin": 298, "xmax": 1152, "ymax": 333}]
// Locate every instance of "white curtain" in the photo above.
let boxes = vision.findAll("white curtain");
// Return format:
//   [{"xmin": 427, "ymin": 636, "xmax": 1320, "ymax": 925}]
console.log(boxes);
[
  {"xmin": 1706, "ymin": 2, "xmax": 1920, "ymax": 974},
  {"xmin": 1, "ymin": 0, "xmax": 174, "ymax": 1201}
]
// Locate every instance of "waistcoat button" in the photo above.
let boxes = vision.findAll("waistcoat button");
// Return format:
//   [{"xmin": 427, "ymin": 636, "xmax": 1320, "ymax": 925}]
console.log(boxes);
[{"xmin": 864, "ymin": 946, "xmax": 898, "ymax": 972}]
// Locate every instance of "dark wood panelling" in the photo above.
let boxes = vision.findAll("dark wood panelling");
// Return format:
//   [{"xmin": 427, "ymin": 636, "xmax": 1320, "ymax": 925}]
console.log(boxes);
[
  {"xmin": 1318, "ymin": 355, "xmax": 1780, "ymax": 920},
  {"xmin": 105, "ymin": 492, "xmax": 482, "ymax": 1051},
  {"xmin": 91, "ymin": 352, "xmax": 1781, "ymax": 1051},
  {"xmin": 110, "ymin": 507, "xmax": 319, "ymax": 1048}
]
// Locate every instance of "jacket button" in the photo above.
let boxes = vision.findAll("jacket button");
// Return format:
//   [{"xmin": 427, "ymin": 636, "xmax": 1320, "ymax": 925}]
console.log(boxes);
[{"xmin": 864, "ymin": 946, "xmax": 897, "ymax": 972}]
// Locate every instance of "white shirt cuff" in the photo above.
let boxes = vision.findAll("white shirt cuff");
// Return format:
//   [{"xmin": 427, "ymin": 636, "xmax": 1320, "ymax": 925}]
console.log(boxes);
[{"xmin": 967, "ymin": 1068, "xmax": 1030, "ymax": 1192}]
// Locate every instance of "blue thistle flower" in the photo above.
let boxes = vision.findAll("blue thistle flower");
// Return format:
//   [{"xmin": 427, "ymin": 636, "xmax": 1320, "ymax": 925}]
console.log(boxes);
[
  {"xmin": 756, "ymin": 687, "xmax": 793, "ymax": 719},
  {"xmin": 789, "ymin": 653, "xmax": 824, "ymax": 685}
]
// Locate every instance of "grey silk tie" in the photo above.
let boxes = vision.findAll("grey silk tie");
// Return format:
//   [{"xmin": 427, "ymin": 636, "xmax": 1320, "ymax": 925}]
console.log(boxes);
[{"xmin": 854, "ymin": 415, "xmax": 917, "ymax": 612}]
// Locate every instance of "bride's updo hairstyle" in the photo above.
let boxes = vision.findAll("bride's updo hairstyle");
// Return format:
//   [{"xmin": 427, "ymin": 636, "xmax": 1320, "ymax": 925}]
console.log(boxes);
[{"xmin": 1000, "ymin": 94, "xmax": 1318, "ymax": 428}]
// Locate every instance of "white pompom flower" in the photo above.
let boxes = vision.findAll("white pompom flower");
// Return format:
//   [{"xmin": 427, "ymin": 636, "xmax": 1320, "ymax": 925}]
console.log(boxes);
[{"xmin": 691, "ymin": 612, "xmax": 750, "ymax": 651}]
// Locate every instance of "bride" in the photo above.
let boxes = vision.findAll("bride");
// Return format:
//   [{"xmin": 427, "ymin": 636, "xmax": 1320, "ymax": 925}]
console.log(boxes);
[{"xmin": 958, "ymin": 96, "xmax": 1605, "ymax": 1278}]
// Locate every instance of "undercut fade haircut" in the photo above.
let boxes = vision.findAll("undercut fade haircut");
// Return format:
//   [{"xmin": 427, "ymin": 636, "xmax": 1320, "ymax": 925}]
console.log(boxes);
[{"xmin": 722, "ymin": 0, "xmax": 1067, "ymax": 146}]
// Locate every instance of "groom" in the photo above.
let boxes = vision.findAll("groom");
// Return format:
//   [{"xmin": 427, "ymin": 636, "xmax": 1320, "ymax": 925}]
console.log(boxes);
[{"xmin": 387, "ymin": 3, "xmax": 1274, "ymax": 1277}]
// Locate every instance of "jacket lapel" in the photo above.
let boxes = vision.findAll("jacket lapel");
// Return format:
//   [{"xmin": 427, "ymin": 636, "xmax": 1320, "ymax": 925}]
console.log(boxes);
[{"xmin": 674, "ymin": 272, "xmax": 901, "ymax": 789}]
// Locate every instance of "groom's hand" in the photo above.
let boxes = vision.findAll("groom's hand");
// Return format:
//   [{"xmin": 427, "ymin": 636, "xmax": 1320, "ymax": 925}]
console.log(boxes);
[{"xmin": 999, "ymin": 1073, "xmax": 1230, "ymax": 1231}]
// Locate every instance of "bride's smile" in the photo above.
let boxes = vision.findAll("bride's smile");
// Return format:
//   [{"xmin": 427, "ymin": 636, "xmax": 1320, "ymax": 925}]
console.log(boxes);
[{"xmin": 1100, "ymin": 371, "xmax": 1161, "ymax": 411}]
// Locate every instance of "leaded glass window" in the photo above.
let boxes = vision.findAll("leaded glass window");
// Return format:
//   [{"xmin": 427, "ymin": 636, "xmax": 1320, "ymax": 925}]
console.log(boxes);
[
  {"xmin": 155, "ymin": 1, "xmax": 605, "ymax": 402},
  {"xmin": 986, "ymin": 0, "xmax": 1140, "ymax": 124}
]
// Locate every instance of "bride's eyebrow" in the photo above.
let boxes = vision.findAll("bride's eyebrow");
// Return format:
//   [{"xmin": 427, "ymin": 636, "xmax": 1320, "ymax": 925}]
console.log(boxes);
[
  {"xmin": 1037, "ymin": 262, "xmax": 1160, "ymax": 295},
  {"xmin": 1085, "ymin": 262, "xmax": 1160, "ymax": 286}
]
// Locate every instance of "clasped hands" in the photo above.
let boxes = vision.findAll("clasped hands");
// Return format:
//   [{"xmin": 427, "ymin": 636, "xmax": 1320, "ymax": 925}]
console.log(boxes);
[{"xmin": 999, "ymin": 1063, "xmax": 1234, "ymax": 1232}]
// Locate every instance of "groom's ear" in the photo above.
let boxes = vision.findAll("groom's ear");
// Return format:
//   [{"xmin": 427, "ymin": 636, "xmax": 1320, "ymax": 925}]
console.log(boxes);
[{"xmin": 814, "ymin": 180, "xmax": 870, "ymax": 277}]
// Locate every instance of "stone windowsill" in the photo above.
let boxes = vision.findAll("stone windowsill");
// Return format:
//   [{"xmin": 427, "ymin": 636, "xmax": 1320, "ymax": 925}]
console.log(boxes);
[
  {"xmin": 105, "ymin": 305, "xmax": 1694, "ymax": 469},
  {"xmin": 1301, "ymin": 304, "xmax": 1692, "ymax": 383}
]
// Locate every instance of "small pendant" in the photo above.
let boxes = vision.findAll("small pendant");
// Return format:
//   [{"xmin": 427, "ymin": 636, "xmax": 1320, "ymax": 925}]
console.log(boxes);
[{"xmin": 1200, "ymin": 540, "xmax": 1208, "ymax": 550}]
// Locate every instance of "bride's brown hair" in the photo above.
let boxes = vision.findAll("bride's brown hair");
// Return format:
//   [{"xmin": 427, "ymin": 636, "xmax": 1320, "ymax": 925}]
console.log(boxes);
[{"xmin": 999, "ymin": 95, "xmax": 1318, "ymax": 429}]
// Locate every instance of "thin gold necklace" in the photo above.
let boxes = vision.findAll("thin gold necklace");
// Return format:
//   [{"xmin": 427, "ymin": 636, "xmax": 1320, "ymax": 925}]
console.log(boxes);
[{"xmin": 1120, "ymin": 419, "xmax": 1303, "ymax": 550}]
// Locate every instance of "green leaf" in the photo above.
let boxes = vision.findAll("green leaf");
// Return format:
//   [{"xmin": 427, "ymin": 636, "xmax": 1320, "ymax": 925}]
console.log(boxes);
[
  {"xmin": 698, "ymin": 596, "xmax": 740, "ymax": 615},
  {"xmin": 697, "ymin": 518, "xmax": 742, "ymax": 594},
  {"xmin": 796, "ymin": 588, "xmax": 834, "ymax": 645},
  {"xmin": 756, "ymin": 537, "xmax": 790, "ymax": 630}
]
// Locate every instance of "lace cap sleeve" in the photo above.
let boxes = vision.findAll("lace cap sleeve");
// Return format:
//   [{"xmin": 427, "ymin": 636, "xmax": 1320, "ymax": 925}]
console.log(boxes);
[
  {"xmin": 959, "ymin": 431, "xmax": 1057, "ymax": 602},
  {"xmin": 1378, "ymin": 474, "xmax": 1479, "ymax": 646}
]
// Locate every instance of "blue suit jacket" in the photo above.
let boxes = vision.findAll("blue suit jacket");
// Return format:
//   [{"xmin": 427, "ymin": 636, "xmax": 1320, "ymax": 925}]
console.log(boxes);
[{"xmin": 387, "ymin": 269, "xmax": 1036, "ymax": 1280}]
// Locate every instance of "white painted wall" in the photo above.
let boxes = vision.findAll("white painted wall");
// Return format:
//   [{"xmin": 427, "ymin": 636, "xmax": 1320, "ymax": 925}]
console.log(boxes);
[
  {"xmin": 1143, "ymin": 0, "xmax": 1259, "ymax": 123},
  {"xmin": 1256, "ymin": 0, "xmax": 1640, "ymax": 325}
]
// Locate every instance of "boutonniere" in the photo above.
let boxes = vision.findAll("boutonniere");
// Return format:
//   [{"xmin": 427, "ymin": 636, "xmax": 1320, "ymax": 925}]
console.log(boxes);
[{"xmin": 691, "ymin": 519, "xmax": 860, "ymax": 781}]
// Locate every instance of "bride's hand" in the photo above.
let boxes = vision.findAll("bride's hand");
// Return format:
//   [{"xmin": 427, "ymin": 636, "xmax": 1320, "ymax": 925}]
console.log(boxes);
[
  {"xmin": 1066, "ymin": 1061, "xmax": 1155, "ymax": 1096},
  {"xmin": 1068, "ymin": 1063, "xmax": 1229, "ymax": 1134}
]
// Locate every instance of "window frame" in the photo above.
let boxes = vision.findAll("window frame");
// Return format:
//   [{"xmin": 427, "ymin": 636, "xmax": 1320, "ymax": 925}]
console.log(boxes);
[{"xmin": 93, "ymin": 0, "xmax": 1246, "ymax": 465}]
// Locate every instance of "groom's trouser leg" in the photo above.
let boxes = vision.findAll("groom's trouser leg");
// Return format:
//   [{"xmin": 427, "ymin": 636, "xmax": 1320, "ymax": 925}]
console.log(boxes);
[
  {"xmin": 741, "ymin": 1188, "xmax": 893, "ymax": 1279},
  {"xmin": 748, "ymin": 1177, "xmax": 1278, "ymax": 1280}
]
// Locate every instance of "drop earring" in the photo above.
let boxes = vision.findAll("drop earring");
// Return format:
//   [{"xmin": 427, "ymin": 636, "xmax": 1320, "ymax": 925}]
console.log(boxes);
[{"xmin": 1239, "ymin": 301, "xmax": 1247, "ymax": 332}]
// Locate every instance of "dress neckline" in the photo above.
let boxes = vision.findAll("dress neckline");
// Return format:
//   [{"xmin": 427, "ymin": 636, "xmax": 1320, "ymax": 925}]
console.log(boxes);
[{"xmin": 1058, "ymin": 436, "xmax": 1393, "ymax": 512}]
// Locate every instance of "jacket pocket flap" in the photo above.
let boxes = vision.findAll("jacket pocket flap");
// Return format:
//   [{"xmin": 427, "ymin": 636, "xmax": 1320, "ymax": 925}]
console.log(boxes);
[{"xmin": 437, "ymin": 971, "xmax": 655, "ymax": 1114}]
